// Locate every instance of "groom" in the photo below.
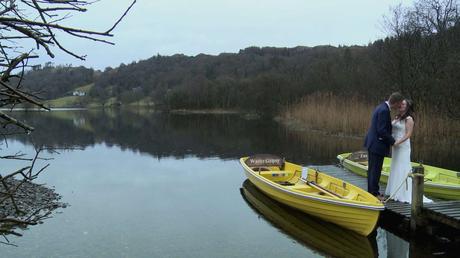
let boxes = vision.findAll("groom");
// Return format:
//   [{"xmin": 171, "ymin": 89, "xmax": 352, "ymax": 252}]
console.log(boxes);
[{"xmin": 364, "ymin": 92, "xmax": 404, "ymax": 198}]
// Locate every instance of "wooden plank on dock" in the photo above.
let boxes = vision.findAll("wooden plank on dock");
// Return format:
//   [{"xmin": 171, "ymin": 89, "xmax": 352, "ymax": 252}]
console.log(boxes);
[
  {"xmin": 423, "ymin": 201, "xmax": 460, "ymax": 230},
  {"xmin": 384, "ymin": 201, "xmax": 412, "ymax": 218},
  {"xmin": 430, "ymin": 207, "xmax": 460, "ymax": 213},
  {"xmin": 425, "ymin": 202, "xmax": 460, "ymax": 209},
  {"xmin": 387, "ymin": 207, "xmax": 411, "ymax": 213}
]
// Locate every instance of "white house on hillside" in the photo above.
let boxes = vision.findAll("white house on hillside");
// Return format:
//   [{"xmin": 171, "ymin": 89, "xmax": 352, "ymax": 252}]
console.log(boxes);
[{"xmin": 73, "ymin": 91, "xmax": 86, "ymax": 96}]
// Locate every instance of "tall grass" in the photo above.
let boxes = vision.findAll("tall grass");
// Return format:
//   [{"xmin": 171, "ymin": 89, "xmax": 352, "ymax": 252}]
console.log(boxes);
[{"xmin": 280, "ymin": 92, "xmax": 460, "ymax": 143}]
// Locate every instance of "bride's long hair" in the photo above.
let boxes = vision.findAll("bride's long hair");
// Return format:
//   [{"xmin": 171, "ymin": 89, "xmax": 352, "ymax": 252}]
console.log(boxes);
[{"xmin": 397, "ymin": 99, "xmax": 415, "ymax": 121}]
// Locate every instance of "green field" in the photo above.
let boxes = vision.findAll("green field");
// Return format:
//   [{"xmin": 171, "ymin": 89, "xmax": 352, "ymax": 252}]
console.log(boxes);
[
  {"xmin": 46, "ymin": 84, "xmax": 93, "ymax": 108},
  {"xmin": 74, "ymin": 83, "xmax": 94, "ymax": 93},
  {"xmin": 46, "ymin": 96, "xmax": 83, "ymax": 108},
  {"xmin": 46, "ymin": 84, "xmax": 155, "ymax": 108}
]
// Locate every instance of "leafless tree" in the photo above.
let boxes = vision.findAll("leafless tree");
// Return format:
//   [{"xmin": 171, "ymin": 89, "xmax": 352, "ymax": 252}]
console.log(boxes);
[
  {"xmin": 0, "ymin": 0, "xmax": 136, "ymax": 130},
  {"xmin": 381, "ymin": 0, "xmax": 460, "ymax": 118},
  {"xmin": 0, "ymin": 0, "xmax": 136, "ymax": 244},
  {"xmin": 413, "ymin": 0, "xmax": 459, "ymax": 34}
]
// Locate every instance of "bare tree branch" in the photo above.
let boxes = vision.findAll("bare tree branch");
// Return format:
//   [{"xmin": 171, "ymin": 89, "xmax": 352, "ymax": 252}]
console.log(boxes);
[
  {"xmin": 106, "ymin": 0, "xmax": 136, "ymax": 34},
  {"xmin": 0, "ymin": 0, "xmax": 136, "ymax": 129},
  {"xmin": 0, "ymin": 0, "xmax": 135, "ymax": 244}
]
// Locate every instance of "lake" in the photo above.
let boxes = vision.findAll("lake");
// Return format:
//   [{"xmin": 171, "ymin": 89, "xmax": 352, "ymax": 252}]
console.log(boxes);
[{"xmin": 2, "ymin": 110, "xmax": 459, "ymax": 257}]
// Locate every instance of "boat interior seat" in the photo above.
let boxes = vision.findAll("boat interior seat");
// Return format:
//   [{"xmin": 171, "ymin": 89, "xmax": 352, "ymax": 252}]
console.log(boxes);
[
  {"xmin": 328, "ymin": 183, "xmax": 349, "ymax": 196},
  {"xmin": 250, "ymin": 166, "xmax": 272, "ymax": 172},
  {"xmin": 344, "ymin": 192, "xmax": 358, "ymax": 200},
  {"xmin": 258, "ymin": 170, "xmax": 288, "ymax": 176}
]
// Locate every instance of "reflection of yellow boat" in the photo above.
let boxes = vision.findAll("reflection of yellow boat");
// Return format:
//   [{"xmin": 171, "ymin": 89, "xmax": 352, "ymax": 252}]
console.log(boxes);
[
  {"xmin": 240, "ymin": 155, "xmax": 384, "ymax": 236},
  {"xmin": 241, "ymin": 180, "xmax": 375, "ymax": 258},
  {"xmin": 337, "ymin": 152, "xmax": 460, "ymax": 200}
]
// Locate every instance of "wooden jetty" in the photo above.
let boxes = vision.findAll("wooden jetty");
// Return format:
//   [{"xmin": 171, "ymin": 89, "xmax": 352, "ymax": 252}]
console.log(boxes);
[
  {"xmin": 313, "ymin": 165, "xmax": 460, "ymax": 239},
  {"xmin": 424, "ymin": 201, "xmax": 460, "ymax": 230}
]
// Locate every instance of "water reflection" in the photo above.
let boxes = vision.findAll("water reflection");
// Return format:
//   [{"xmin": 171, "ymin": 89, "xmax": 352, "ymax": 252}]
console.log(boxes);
[
  {"xmin": 386, "ymin": 231, "xmax": 408, "ymax": 258},
  {"xmin": 240, "ymin": 180, "xmax": 376, "ymax": 258},
  {"xmin": 2, "ymin": 110, "xmax": 459, "ymax": 256},
  {"xmin": 8, "ymin": 109, "xmax": 460, "ymax": 170},
  {"xmin": 241, "ymin": 179, "xmax": 460, "ymax": 258},
  {"xmin": 10, "ymin": 109, "xmax": 350, "ymax": 163}
]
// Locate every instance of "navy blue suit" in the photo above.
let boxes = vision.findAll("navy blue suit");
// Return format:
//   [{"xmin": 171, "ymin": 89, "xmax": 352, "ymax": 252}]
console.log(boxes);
[{"xmin": 364, "ymin": 102, "xmax": 395, "ymax": 195}]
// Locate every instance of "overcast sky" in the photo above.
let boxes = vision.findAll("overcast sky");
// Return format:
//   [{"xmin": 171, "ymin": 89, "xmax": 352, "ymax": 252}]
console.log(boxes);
[{"xmin": 33, "ymin": 0, "xmax": 413, "ymax": 70}]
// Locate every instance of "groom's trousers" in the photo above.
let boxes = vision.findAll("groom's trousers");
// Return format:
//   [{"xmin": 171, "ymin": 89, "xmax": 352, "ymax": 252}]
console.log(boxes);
[{"xmin": 367, "ymin": 151, "xmax": 384, "ymax": 196}]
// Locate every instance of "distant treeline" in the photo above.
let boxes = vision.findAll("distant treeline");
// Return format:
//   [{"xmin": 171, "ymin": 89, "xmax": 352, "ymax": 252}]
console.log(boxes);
[
  {"xmin": 21, "ymin": 0, "xmax": 460, "ymax": 118},
  {"xmin": 92, "ymin": 45, "xmax": 378, "ymax": 115}
]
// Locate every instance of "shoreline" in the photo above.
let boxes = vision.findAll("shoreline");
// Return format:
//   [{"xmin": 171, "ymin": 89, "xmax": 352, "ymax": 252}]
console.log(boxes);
[
  {"xmin": 274, "ymin": 116, "xmax": 364, "ymax": 140},
  {"xmin": 0, "ymin": 178, "xmax": 67, "ymax": 241},
  {"xmin": 1, "ymin": 107, "xmax": 260, "ymax": 116},
  {"xmin": 0, "ymin": 107, "xmax": 87, "ymax": 112},
  {"xmin": 169, "ymin": 109, "xmax": 240, "ymax": 115}
]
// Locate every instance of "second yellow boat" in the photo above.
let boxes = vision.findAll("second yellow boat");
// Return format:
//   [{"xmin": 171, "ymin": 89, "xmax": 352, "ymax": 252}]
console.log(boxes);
[
  {"xmin": 337, "ymin": 152, "xmax": 460, "ymax": 200},
  {"xmin": 239, "ymin": 155, "xmax": 384, "ymax": 236}
]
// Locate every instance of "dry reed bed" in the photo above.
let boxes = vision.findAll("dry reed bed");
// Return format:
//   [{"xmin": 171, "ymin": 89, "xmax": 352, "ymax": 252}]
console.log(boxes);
[{"xmin": 281, "ymin": 92, "xmax": 460, "ymax": 143}]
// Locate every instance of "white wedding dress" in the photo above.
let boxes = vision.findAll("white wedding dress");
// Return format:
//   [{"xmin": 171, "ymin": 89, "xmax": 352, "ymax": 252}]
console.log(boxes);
[{"xmin": 385, "ymin": 119, "xmax": 432, "ymax": 203}]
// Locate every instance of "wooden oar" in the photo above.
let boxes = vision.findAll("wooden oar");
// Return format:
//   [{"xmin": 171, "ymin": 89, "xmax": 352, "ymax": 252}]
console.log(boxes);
[{"xmin": 300, "ymin": 178, "xmax": 343, "ymax": 199}]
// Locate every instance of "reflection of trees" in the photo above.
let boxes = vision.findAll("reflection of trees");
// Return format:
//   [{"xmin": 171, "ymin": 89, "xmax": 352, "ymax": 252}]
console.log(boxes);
[
  {"xmin": 7, "ymin": 110, "xmax": 354, "ymax": 164},
  {"xmin": 7, "ymin": 110, "xmax": 460, "ymax": 169},
  {"xmin": 240, "ymin": 180, "xmax": 376, "ymax": 258},
  {"xmin": 9, "ymin": 110, "xmax": 286, "ymax": 159}
]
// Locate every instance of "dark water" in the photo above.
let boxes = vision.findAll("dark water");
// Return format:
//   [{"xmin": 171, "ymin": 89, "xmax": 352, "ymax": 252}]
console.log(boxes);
[{"xmin": 1, "ymin": 110, "xmax": 459, "ymax": 257}]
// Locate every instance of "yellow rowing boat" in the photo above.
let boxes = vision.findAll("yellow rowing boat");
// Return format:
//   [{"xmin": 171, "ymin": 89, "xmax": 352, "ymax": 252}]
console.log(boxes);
[
  {"xmin": 337, "ymin": 152, "xmax": 460, "ymax": 200},
  {"xmin": 239, "ymin": 155, "xmax": 384, "ymax": 236},
  {"xmin": 240, "ymin": 180, "xmax": 375, "ymax": 257}
]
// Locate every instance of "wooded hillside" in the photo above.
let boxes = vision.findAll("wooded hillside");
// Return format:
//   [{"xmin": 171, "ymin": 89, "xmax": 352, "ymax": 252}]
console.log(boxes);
[{"xmin": 22, "ymin": 0, "xmax": 460, "ymax": 118}]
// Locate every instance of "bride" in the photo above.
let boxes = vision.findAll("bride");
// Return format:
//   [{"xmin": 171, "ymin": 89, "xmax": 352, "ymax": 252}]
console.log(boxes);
[{"xmin": 385, "ymin": 99, "xmax": 431, "ymax": 203}]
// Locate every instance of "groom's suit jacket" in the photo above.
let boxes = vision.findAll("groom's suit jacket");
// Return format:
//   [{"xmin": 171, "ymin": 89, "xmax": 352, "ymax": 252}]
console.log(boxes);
[{"xmin": 364, "ymin": 102, "xmax": 395, "ymax": 156}]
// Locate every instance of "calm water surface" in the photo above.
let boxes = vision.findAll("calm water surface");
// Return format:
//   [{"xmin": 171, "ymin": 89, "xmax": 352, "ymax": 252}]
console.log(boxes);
[{"xmin": 2, "ymin": 110, "xmax": 459, "ymax": 257}]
